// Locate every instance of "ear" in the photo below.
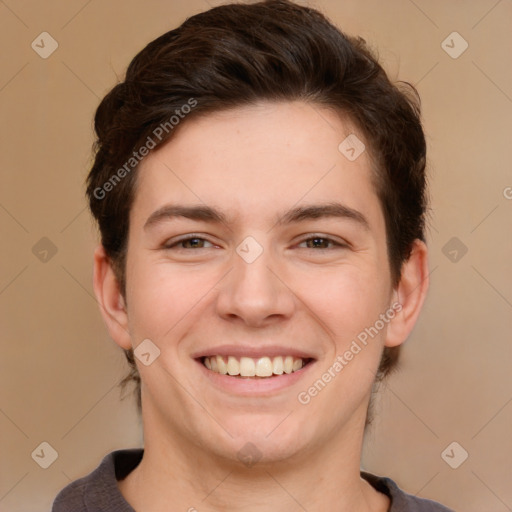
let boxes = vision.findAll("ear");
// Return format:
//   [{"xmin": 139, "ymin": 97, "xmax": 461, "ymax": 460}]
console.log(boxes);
[
  {"xmin": 92, "ymin": 245, "xmax": 132, "ymax": 350},
  {"xmin": 385, "ymin": 239, "xmax": 429, "ymax": 348}
]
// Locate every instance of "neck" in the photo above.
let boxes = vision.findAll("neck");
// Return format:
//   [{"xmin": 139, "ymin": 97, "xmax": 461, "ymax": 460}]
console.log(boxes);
[{"xmin": 118, "ymin": 408, "xmax": 389, "ymax": 512}]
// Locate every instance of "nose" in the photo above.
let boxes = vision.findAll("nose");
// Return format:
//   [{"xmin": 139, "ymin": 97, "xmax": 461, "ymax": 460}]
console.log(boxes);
[{"xmin": 215, "ymin": 240, "xmax": 296, "ymax": 328}]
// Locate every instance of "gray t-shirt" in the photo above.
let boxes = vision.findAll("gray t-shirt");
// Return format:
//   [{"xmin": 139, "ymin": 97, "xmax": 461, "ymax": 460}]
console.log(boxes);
[{"xmin": 52, "ymin": 449, "xmax": 455, "ymax": 511}]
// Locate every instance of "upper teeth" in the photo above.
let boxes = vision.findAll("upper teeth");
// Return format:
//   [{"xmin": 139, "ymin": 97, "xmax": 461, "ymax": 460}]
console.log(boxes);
[{"xmin": 203, "ymin": 355, "xmax": 305, "ymax": 377}]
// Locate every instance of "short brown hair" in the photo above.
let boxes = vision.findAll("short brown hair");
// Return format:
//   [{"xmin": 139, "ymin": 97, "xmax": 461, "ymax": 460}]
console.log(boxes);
[{"xmin": 86, "ymin": 0, "xmax": 427, "ymax": 422}]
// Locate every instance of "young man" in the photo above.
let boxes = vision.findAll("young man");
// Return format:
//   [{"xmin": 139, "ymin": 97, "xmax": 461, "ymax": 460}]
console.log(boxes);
[{"xmin": 53, "ymin": 1, "xmax": 454, "ymax": 510}]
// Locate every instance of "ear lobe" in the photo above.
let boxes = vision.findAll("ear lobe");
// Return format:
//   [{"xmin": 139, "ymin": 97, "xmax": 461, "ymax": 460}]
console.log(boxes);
[
  {"xmin": 92, "ymin": 245, "xmax": 132, "ymax": 350},
  {"xmin": 385, "ymin": 239, "xmax": 429, "ymax": 348}
]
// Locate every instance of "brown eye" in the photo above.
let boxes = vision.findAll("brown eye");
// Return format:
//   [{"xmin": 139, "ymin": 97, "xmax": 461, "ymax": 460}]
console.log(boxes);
[
  {"xmin": 165, "ymin": 236, "xmax": 214, "ymax": 250},
  {"xmin": 298, "ymin": 236, "xmax": 347, "ymax": 250}
]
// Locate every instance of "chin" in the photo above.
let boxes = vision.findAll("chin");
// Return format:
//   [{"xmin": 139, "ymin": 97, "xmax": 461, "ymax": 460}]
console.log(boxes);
[{"xmin": 202, "ymin": 415, "xmax": 313, "ymax": 467}]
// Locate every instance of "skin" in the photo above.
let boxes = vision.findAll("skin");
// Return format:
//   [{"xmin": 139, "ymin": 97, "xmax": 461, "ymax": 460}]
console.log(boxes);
[{"xmin": 93, "ymin": 101, "xmax": 429, "ymax": 512}]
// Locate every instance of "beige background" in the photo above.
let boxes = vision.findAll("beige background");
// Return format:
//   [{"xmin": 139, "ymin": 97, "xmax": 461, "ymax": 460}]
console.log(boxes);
[{"xmin": 1, "ymin": 0, "xmax": 511, "ymax": 510}]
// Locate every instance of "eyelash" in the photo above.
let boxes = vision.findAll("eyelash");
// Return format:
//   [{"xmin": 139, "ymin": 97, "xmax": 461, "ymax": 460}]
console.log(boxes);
[{"xmin": 164, "ymin": 235, "xmax": 348, "ymax": 250}]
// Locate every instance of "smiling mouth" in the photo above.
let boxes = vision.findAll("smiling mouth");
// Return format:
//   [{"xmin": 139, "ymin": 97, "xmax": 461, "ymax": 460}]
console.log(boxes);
[{"xmin": 200, "ymin": 355, "xmax": 314, "ymax": 378}]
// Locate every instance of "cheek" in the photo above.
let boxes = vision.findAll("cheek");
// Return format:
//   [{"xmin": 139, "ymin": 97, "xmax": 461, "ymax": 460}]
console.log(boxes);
[
  {"xmin": 295, "ymin": 263, "xmax": 390, "ymax": 338},
  {"xmin": 125, "ymin": 259, "xmax": 213, "ymax": 339}
]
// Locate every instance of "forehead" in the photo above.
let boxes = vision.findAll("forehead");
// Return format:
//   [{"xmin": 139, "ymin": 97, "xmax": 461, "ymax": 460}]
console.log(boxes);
[{"xmin": 130, "ymin": 101, "xmax": 383, "ymax": 231}]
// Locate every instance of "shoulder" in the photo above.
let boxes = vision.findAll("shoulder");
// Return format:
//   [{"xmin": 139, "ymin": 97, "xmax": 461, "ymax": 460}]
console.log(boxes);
[
  {"xmin": 361, "ymin": 471, "xmax": 455, "ymax": 512},
  {"xmin": 52, "ymin": 475, "xmax": 89, "ymax": 511},
  {"xmin": 52, "ymin": 449, "xmax": 143, "ymax": 512}
]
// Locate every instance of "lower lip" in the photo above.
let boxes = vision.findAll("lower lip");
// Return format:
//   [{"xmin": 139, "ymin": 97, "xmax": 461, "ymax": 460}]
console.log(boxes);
[{"xmin": 195, "ymin": 359, "xmax": 316, "ymax": 396}]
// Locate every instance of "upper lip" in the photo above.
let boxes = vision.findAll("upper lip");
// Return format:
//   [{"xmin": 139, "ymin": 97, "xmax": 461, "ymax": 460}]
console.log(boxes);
[{"xmin": 191, "ymin": 344, "xmax": 317, "ymax": 360}]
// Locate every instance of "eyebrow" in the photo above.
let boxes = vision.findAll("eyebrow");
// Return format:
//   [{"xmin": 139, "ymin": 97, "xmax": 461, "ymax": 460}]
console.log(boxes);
[
  {"xmin": 274, "ymin": 202, "xmax": 369, "ymax": 230},
  {"xmin": 143, "ymin": 202, "xmax": 370, "ymax": 231}
]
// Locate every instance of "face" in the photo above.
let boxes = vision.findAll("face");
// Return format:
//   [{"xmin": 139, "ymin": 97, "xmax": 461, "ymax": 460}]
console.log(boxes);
[{"xmin": 120, "ymin": 101, "xmax": 400, "ymax": 464}]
